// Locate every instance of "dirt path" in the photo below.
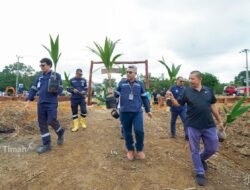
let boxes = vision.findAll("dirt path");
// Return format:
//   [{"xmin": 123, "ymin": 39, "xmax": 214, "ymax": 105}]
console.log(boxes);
[{"xmin": 0, "ymin": 101, "xmax": 249, "ymax": 190}]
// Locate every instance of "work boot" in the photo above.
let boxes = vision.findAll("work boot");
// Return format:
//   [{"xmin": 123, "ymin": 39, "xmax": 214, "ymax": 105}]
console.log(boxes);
[
  {"xmin": 195, "ymin": 174, "xmax": 206, "ymax": 186},
  {"xmin": 36, "ymin": 144, "xmax": 51, "ymax": 154},
  {"xmin": 57, "ymin": 130, "xmax": 64, "ymax": 145},
  {"xmin": 80, "ymin": 117, "xmax": 87, "ymax": 129},
  {"xmin": 72, "ymin": 119, "xmax": 79, "ymax": 132}
]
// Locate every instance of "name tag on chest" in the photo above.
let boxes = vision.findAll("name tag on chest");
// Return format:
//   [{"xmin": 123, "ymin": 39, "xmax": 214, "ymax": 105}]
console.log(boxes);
[{"xmin": 129, "ymin": 93, "xmax": 134, "ymax": 100}]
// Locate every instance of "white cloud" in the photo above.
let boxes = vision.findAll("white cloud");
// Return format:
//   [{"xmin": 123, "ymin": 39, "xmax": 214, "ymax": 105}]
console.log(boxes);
[{"xmin": 0, "ymin": 0, "xmax": 249, "ymax": 85}]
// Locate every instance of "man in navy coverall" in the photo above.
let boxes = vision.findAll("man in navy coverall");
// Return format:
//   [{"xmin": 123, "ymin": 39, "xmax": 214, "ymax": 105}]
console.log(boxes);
[
  {"xmin": 168, "ymin": 76, "xmax": 188, "ymax": 140},
  {"xmin": 67, "ymin": 68, "xmax": 88, "ymax": 132},
  {"xmin": 25, "ymin": 58, "xmax": 64, "ymax": 154}
]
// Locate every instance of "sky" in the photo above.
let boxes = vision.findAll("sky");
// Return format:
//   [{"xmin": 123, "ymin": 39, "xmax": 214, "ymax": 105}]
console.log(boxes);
[{"xmin": 0, "ymin": 0, "xmax": 250, "ymax": 84}]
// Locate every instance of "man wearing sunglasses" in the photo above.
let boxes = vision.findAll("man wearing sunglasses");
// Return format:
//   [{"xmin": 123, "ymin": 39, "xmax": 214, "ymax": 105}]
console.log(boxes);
[
  {"xmin": 67, "ymin": 68, "xmax": 88, "ymax": 132},
  {"xmin": 25, "ymin": 58, "xmax": 64, "ymax": 154},
  {"xmin": 113, "ymin": 65, "xmax": 152, "ymax": 161},
  {"xmin": 167, "ymin": 76, "xmax": 188, "ymax": 140}
]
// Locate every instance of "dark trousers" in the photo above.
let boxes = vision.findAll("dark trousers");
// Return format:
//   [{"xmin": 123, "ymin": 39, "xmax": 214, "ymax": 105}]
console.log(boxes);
[
  {"xmin": 120, "ymin": 112, "xmax": 144, "ymax": 152},
  {"xmin": 38, "ymin": 103, "xmax": 64, "ymax": 145},
  {"xmin": 71, "ymin": 98, "xmax": 87, "ymax": 119},
  {"xmin": 170, "ymin": 109, "xmax": 188, "ymax": 136}
]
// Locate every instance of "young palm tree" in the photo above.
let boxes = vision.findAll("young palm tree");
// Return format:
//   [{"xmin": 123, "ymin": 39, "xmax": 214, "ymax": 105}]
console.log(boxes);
[
  {"xmin": 158, "ymin": 57, "xmax": 181, "ymax": 85},
  {"xmin": 41, "ymin": 34, "xmax": 62, "ymax": 93},
  {"xmin": 120, "ymin": 64, "xmax": 127, "ymax": 77},
  {"xmin": 42, "ymin": 34, "xmax": 61, "ymax": 79},
  {"xmin": 218, "ymin": 96, "xmax": 250, "ymax": 141},
  {"xmin": 64, "ymin": 72, "xmax": 71, "ymax": 87},
  {"xmin": 88, "ymin": 37, "xmax": 122, "ymax": 89}
]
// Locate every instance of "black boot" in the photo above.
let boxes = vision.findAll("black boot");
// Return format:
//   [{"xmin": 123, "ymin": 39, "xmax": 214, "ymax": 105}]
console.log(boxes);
[
  {"xmin": 57, "ymin": 130, "xmax": 64, "ymax": 145},
  {"xmin": 36, "ymin": 144, "xmax": 51, "ymax": 154},
  {"xmin": 195, "ymin": 174, "xmax": 206, "ymax": 186}
]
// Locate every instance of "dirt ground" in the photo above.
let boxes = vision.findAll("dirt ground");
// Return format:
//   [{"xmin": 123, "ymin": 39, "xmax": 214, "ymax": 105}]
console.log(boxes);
[{"xmin": 0, "ymin": 101, "xmax": 249, "ymax": 190}]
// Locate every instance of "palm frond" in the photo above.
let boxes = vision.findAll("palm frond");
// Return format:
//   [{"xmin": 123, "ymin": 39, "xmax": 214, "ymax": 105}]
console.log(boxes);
[
  {"xmin": 64, "ymin": 72, "xmax": 71, "ymax": 87},
  {"xmin": 89, "ymin": 37, "xmax": 122, "ymax": 87},
  {"xmin": 158, "ymin": 57, "xmax": 181, "ymax": 84},
  {"xmin": 42, "ymin": 34, "xmax": 61, "ymax": 72},
  {"xmin": 224, "ymin": 96, "xmax": 250, "ymax": 126}
]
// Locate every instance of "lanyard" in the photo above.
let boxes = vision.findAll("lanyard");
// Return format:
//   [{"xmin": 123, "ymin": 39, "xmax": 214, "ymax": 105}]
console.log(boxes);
[{"xmin": 128, "ymin": 81, "xmax": 135, "ymax": 95}]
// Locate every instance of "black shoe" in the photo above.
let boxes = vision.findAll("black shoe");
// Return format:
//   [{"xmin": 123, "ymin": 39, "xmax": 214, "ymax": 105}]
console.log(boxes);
[
  {"xmin": 36, "ymin": 144, "xmax": 51, "ymax": 154},
  {"xmin": 201, "ymin": 159, "xmax": 208, "ymax": 171},
  {"xmin": 195, "ymin": 174, "xmax": 206, "ymax": 186},
  {"xmin": 185, "ymin": 135, "xmax": 189, "ymax": 141},
  {"xmin": 57, "ymin": 133, "xmax": 64, "ymax": 145},
  {"xmin": 171, "ymin": 134, "xmax": 176, "ymax": 138},
  {"xmin": 120, "ymin": 135, "xmax": 124, "ymax": 140}
]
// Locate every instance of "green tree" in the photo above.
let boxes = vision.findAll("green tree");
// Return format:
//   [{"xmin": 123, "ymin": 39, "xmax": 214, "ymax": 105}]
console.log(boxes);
[
  {"xmin": 0, "ymin": 63, "xmax": 38, "ymax": 91},
  {"xmin": 234, "ymin": 70, "xmax": 250, "ymax": 86},
  {"xmin": 138, "ymin": 74, "xmax": 171, "ymax": 93},
  {"xmin": 201, "ymin": 72, "xmax": 219, "ymax": 90},
  {"xmin": 214, "ymin": 83, "xmax": 227, "ymax": 95},
  {"xmin": 93, "ymin": 83, "xmax": 104, "ymax": 97},
  {"xmin": 0, "ymin": 72, "xmax": 16, "ymax": 91},
  {"xmin": 120, "ymin": 64, "xmax": 127, "ymax": 77},
  {"xmin": 3, "ymin": 62, "xmax": 35, "ymax": 76}
]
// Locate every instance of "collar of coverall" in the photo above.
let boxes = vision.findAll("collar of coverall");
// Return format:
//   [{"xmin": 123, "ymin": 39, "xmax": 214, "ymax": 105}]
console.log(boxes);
[
  {"xmin": 43, "ymin": 69, "xmax": 52, "ymax": 75},
  {"xmin": 126, "ymin": 78, "xmax": 138, "ymax": 84}
]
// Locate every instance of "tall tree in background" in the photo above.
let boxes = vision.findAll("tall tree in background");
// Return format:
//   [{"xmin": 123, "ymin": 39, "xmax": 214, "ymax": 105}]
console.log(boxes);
[
  {"xmin": 201, "ymin": 72, "xmax": 219, "ymax": 89},
  {"xmin": 234, "ymin": 70, "xmax": 250, "ymax": 86},
  {"xmin": 0, "ymin": 63, "xmax": 36, "ymax": 91},
  {"xmin": 3, "ymin": 62, "xmax": 35, "ymax": 76}
]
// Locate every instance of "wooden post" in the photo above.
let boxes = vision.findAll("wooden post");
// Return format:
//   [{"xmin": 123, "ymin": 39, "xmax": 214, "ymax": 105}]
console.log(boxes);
[
  {"xmin": 87, "ymin": 61, "xmax": 94, "ymax": 105},
  {"xmin": 145, "ymin": 59, "xmax": 149, "ymax": 89}
]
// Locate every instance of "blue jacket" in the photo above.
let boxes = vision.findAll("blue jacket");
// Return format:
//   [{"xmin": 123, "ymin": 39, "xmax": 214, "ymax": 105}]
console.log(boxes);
[
  {"xmin": 170, "ymin": 85, "xmax": 186, "ymax": 112},
  {"xmin": 115, "ymin": 79, "xmax": 150, "ymax": 113},
  {"xmin": 66, "ymin": 77, "xmax": 88, "ymax": 99},
  {"xmin": 27, "ymin": 70, "xmax": 63, "ymax": 104}
]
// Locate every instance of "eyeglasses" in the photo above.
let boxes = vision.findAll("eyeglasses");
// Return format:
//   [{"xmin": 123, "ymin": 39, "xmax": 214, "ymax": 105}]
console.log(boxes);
[
  {"xmin": 180, "ymin": 80, "xmax": 184, "ymax": 82},
  {"xmin": 127, "ymin": 71, "xmax": 134, "ymax": 74},
  {"xmin": 40, "ymin": 64, "xmax": 46, "ymax": 67}
]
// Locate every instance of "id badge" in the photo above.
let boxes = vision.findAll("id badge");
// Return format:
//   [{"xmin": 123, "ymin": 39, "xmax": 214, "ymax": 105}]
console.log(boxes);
[{"xmin": 129, "ymin": 93, "xmax": 134, "ymax": 100}]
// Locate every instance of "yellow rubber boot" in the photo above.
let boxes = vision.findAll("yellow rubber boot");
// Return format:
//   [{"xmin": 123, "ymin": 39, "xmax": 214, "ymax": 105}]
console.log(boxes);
[
  {"xmin": 71, "ymin": 119, "xmax": 79, "ymax": 132},
  {"xmin": 80, "ymin": 117, "xmax": 87, "ymax": 129}
]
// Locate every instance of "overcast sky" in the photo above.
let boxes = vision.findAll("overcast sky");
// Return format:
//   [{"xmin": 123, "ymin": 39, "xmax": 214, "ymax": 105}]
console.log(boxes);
[{"xmin": 0, "ymin": 0, "xmax": 250, "ymax": 83}]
